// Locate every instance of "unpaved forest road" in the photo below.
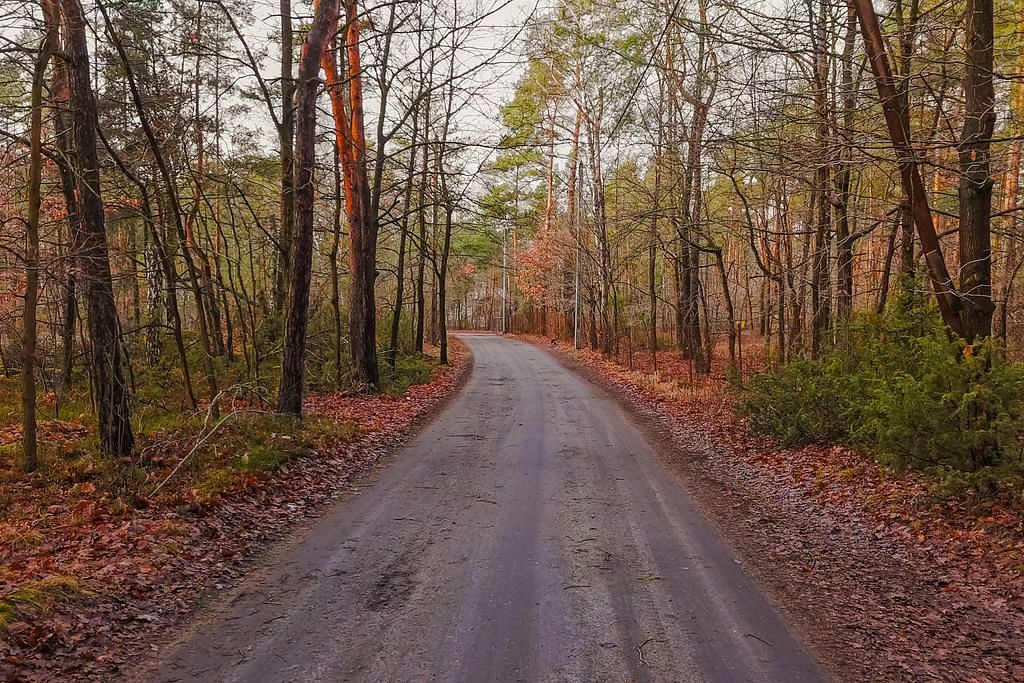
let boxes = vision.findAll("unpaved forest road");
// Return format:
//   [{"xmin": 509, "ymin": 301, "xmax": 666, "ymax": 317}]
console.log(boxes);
[{"xmin": 145, "ymin": 335, "xmax": 823, "ymax": 682}]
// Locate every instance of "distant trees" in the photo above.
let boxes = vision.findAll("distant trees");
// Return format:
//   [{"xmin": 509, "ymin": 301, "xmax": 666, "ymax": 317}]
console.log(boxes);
[{"xmin": 469, "ymin": 0, "xmax": 1018, "ymax": 370}]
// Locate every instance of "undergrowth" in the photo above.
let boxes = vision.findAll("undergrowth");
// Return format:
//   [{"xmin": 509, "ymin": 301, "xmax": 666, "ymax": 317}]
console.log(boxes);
[
  {"xmin": 0, "ymin": 340, "xmax": 438, "ymax": 505},
  {"xmin": 0, "ymin": 576, "xmax": 83, "ymax": 631},
  {"xmin": 738, "ymin": 283, "xmax": 1024, "ymax": 492}
]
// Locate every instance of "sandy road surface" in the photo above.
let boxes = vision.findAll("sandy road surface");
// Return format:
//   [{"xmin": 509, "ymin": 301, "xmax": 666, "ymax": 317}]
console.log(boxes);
[{"xmin": 143, "ymin": 334, "xmax": 822, "ymax": 682}]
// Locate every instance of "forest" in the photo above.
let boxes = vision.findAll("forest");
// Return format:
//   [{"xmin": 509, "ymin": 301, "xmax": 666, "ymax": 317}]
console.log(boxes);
[
  {"xmin": 1, "ymin": 0, "xmax": 1022, "ymax": 475},
  {"xmin": 1, "ymin": 0, "xmax": 1024, "ymax": 678}
]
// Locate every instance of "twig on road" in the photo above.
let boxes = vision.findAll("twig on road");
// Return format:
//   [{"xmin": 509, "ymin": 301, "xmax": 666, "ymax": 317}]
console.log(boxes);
[
  {"xmin": 744, "ymin": 632, "xmax": 774, "ymax": 647},
  {"xmin": 637, "ymin": 636, "xmax": 654, "ymax": 666},
  {"xmin": 566, "ymin": 535, "xmax": 597, "ymax": 544}
]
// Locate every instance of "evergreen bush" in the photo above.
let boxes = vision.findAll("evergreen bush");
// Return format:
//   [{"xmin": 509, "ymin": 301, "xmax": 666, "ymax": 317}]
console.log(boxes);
[{"xmin": 738, "ymin": 285, "xmax": 1024, "ymax": 481}]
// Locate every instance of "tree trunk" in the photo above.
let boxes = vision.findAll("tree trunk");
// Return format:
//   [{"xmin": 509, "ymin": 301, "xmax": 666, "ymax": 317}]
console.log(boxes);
[
  {"xmin": 714, "ymin": 248, "xmax": 737, "ymax": 364},
  {"xmin": 60, "ymin": 0, "xmax": 134, "ymax": 455},
  {"xmin": 388, "ymin": 100, "xmax": 421, "ymax": 366},
  {"xmin": 51, "ymin": 52, "xmax": 80, "ymax": 391},
  {"xmin": 957, "ymin": 0, "xmax": 996, "ymax": 341},
  {"xmin": 835, "ymin": 14, "xmax": 856, "ymax": 324},
  {"xmin": 278, "ymin": 0, "xmax": 339, "ymax": 414},
  {"xmin": 586, "ymin": 116, "xmax": 613, "ymax": 354},
  {"xmin": 22, "ymin": 0, "xmax": 58, "ymax": 469},
  {"xmin": 439, "ymin": 202, "xmax": 453, "ymax": 365},
  {"xmin": 997, "ymin": 34, "xmax": 1024, "ymax": 341},
  {"xmin": 851, "ymin": 0, "xmax": 963, "ymax": 334},
  {"xmin": 330, "ymin": 139, "xmax": 344, "ymax": 387},
  {"xmin": 414, "ymin": 128, "xmax": 429, "ymax": 352},
  {"xmin": 342, "ymin": 0, "xmax": 378, "ymax": 388},
  {"xmin": 567, "ymin": 107, "xmax": 582, "ymax": 347},
  {"xmin": 274, "ymin": 0, "xmax": 296, "ymax": 318}
]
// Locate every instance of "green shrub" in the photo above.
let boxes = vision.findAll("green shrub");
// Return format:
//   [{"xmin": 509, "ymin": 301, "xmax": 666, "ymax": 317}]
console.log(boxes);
[
  {"xmin": 380, "ymin": 354, "xmax": 436, "ymax": 395},
  {"xmin": 741, "ymin": 357, "xmax": 851, "ymax": 445},
  {"xmin": 739, "ymin": 289, "xmax": 1024, "ymax": 478}
]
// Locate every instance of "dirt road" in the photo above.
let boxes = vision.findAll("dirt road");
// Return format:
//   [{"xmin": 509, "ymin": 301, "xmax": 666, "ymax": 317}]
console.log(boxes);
[{"xmin": 145, "ymin": 334, "xmax": 823, "ymax": 682}]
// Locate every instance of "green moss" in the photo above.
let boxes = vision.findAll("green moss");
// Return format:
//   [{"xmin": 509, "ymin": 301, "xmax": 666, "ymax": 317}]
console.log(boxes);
[{"xmin": 0, "ymin": 575, "xmax": 83, "ymax": 630}]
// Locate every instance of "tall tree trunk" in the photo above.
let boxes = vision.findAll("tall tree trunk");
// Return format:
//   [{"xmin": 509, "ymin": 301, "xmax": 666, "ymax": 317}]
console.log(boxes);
[
  {"xmin": 144, "ymin": 226, "xmax": 164, "ymax": 365},
  {"xmin": 649, "ymin": 188, "xmax": 659, "ymax": 363},
  {"xmin": 388, "ymin": 100, "xmax": 421, "ymax": 366},
  {"xmin": 438, "ymin": 202, "xmax": 453, "ymax": 365},
  {"xmin": 997, "ymin": 27, "xmax": 1024, "ymax": 341},
  {"xmin": 414, "ymin": 105, "xmax": 429, "ymax": 353},
  {"xmin": 835, "ymin": 5, "xmax": 857, "ymax": 324},
  {"xmin": 343, "ymin": 0, "xmax": 377, "ymax": 388},
  {"xmin": 895, "ymin": 0, "xmax": 920, "ymax": 276},
  {"xmin": 278, "ymin": 0, "xmax": 339, "ymax": 414},
  {"xmin": 275, "ymin": 0, "xmax": 296, "ymax": 318},
  {"xmin": 713, "ymin": 248, "xmax": 737, "ymax": 364},
  {"xmin": 60, "ymin": 0, "xmax": 134, "ymax": 455},
  {"xmin": 957, "ymin": 0, "xmax": 996, "ymax": 340},
  {"xmin": 810, "ymin": 0, "xmax": 831, "ymax": 356},
  {"xmin": 22, "ymin": 0, "xmax": 58, "ymax": 469},
  {"xmin": 322, "ymin": 0, "xmax": 377, "ymax": 388},
  {"xmin": 567, "ymin": 107, "xmax": 582, "ymax": 347},
  {"xmin": 586, "ymin": 116, "xmax": 613, "ymax": 354},
  {"xmin": 851, "ymin": 0, "xmax": 963, "ymax": 334},
  {"xmin": 51, "ymin": 50, "xmax": 80, "ymax": 391},
  {"xmin": 679, "ymin": 107, "xmax": 707, "ymax": 370},
  {"xmin": 330, "ymin": 140, "xmax": 344, "ymax": 386}
]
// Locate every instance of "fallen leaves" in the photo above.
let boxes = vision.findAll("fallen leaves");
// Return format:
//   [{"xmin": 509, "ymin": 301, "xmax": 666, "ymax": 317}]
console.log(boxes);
[
  {"xmin": 0, "ymin": 420, "xmax": 89, "ymax": 449},
  {"xmin": 0, "ymin": 344, "xmax": 469, "ymax": 682}
]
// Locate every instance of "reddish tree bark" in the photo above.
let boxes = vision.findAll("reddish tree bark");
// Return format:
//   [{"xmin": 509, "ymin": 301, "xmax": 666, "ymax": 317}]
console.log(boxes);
[
  {"xmin": 850, "ymin": 0, "xmax": 963, "ymax": 334},
  {"xmin": 324, "ymin": 0, "xmax": 378, "ymax": 389}
]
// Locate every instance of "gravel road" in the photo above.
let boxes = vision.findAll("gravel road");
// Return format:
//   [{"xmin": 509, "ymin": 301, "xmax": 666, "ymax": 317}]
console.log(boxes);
[{"xmin": 145, "ymin": 334, "xmax": 823, "ymax": 682}]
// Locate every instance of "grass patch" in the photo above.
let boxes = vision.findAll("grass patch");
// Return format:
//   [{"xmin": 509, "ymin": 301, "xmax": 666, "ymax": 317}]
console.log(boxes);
[
  {"xmin": 304, "ymin": 416, "xmax": 361, "ymax": 441},
  {"xmin": 236, "ymin": 444, "xmax": 291, "ymax": 474},
  {"xmin": 0, "ymin": 575, "xmax": 83, "ymax": 631},
  {"xmin": 380, "ymin": 354, "xmax": 437, "ymax": 395}
]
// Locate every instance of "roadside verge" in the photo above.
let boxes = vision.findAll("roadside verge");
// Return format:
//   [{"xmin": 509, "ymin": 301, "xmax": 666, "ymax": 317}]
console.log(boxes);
[{"xmin": 0, "ymin": 343, "xmax": 472, "ymax": 682}]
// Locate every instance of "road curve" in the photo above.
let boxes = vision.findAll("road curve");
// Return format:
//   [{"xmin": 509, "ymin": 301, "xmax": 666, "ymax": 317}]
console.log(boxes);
[{"xmin": 144, "ymin": 334, "xmax": 823, "ymax": 683}]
